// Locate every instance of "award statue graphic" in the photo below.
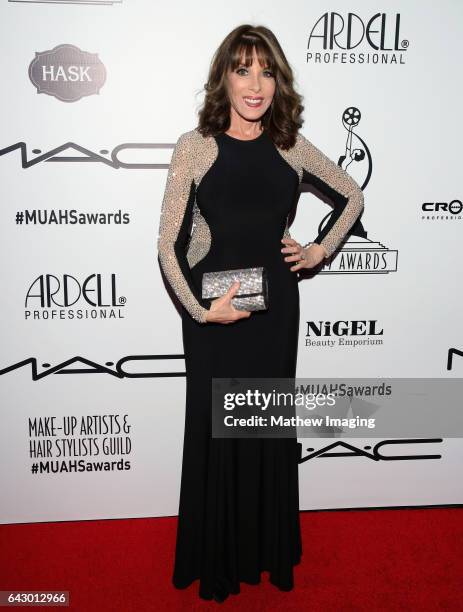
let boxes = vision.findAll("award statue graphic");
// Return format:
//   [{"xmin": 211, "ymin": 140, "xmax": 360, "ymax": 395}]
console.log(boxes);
[{"xmin": 310, "ymin": 107, "xmax": 398, "ymax": 275}]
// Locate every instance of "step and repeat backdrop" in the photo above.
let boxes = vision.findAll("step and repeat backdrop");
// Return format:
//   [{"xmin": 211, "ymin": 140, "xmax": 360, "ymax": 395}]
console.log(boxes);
[{"xmin": 1, "ymin": 0, "xmax": 462, "ymax": 524}]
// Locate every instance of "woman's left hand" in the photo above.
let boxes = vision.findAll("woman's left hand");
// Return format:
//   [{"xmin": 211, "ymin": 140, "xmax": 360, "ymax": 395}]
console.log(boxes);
[{"xmin": 281, "ymin": 237, "xmax": 328, "ymax": 271}]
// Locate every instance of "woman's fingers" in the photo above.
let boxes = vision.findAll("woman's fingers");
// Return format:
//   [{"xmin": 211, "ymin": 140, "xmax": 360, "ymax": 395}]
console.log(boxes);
[
  {"xmin": 208, "ymin": 280, "xmax": 253, "ymax": 323},
  {"xmin": 285, "ymin": 252, "xmax": 304, "ymax": 262},
  {"xmin": 229, "ymin": 282, "xmax": 252, "ymax": 320},
  {"xmin": 226, "ymin": 280, "xmax": 241, "ymax": 299},
  {"xmin": 281, "ymin": 238, "xmax": 303, "ymax": 262},
  {"xmin": 290, "ymin": 261, "xmax": 305, "ymax": 271},
  {"xmin": 281, "ymin": 237, "xmax": 324, "ymax": 270},
  {"xmin": 217, "ymin": 281, "xmax": 251, "ymax": 322},
  {"xmin": 281, "ymin": 237, "xmax": 299, "ymax": 251}
]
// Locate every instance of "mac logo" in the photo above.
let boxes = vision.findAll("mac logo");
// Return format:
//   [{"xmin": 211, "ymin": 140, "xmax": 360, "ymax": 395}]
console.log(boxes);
[{"xmin": 297, "ymin": 439, "xmax": 442, "ymax": 462}]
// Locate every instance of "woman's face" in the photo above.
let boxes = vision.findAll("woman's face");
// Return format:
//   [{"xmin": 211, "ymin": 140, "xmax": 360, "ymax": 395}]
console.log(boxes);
[{"xmin": 226, "ymin": 47, "xmax": 276, "ymax": 122}]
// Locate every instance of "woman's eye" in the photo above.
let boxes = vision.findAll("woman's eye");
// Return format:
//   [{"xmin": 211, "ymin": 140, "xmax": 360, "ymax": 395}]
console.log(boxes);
[{"xmin": 235, "ymin": 67, "xmax": 274, "ymax": 77}]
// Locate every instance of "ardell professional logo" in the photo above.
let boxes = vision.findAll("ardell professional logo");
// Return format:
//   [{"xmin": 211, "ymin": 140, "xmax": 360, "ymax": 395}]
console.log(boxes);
[
  {"xmin": 305, "ymin": 320, "xmax": 384, "ymax": 348},
  {"xmin": 25, "ymin": 274, "xmax": 126, "ymax": 320},
  {"xmin": 303, "ymin": 106, "xmax": 398, "ymax": 274},
  {"xmin": 421, "ymin": 199, "xmax": 462, "ymax": 221},
  {"xmin": 29, "ymin": 44, "xmax": 106, "ymax": 102},
  {"xmin": 307, "ymin": 12, "xmax": 408, "ymax": 64}
]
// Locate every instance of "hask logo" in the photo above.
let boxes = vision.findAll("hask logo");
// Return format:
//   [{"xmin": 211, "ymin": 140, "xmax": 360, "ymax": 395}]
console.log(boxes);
[
  {"xmin": 300, "ymin": 106, "xmax": 397, "ymax": 274},
  {"xmin": 307, "ymin": 12, "xmax": 408, "ymax": 64},
  {"xmin": 29, "ymin": 44, "xmax": 106, "ymax": 102},
  {"xmin": 25, "ymin": 274, "xmax": 126, "ymax": 320}
]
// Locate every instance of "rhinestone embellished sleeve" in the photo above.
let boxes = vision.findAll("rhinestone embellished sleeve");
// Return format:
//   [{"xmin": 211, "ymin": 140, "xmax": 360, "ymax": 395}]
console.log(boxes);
[
  {"xmin": 157, "ymin": 132, "xmax": 210, "ymax": 324},
  {"xmin": 296, "ymin": 133, "xmax": 364, "ymax": 258}
]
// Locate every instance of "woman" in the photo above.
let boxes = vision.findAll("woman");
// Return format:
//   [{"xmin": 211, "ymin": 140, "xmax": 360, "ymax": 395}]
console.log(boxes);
[{"xmin": 157, "ymin": 24, "xmax": 364, "ymax": 602}]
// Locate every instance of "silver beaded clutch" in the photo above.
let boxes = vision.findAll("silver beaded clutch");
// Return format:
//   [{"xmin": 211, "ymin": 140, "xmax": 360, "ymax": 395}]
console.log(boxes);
[{"xmin": 201, "ymin": 266, "xmax": 268, "ymax": 312}]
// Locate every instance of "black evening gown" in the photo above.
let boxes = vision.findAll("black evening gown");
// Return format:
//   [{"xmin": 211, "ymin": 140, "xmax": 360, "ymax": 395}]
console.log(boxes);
[{"xmin": 172, "ymin": 130, "xmax": 302, "ymax": 600}]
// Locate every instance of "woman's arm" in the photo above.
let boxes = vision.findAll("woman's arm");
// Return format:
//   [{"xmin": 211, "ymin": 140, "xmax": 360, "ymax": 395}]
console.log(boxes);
[
  {"xmin": 296, "ymin": 132, "xmax": 365, "ymax": 258},
  {"xmin": 157, "ymin": 132, "xmax": 210, "ymax": 323}
]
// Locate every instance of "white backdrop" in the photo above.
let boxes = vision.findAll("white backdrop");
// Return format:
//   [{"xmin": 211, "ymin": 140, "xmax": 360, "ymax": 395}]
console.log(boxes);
[{"xmin": 1, "ymin": 0, "xmax": 462, "ymax": 524}]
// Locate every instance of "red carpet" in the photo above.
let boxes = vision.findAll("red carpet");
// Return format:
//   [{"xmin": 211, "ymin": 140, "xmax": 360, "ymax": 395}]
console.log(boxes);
[{"xmin": 1, "ymin": 507, "xmax": 462, "ymax": 610}]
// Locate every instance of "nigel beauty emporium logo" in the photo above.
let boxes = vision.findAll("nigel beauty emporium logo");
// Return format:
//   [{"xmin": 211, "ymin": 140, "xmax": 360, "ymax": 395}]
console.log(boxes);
[{"xmin": 304, "ymin": 320, "xmax": 385, "ymax": 349}]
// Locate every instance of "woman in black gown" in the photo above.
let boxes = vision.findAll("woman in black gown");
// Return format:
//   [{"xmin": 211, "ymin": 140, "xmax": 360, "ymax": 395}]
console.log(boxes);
[{"xmin": 157, "ymin": 24, "xmax": 364, "ymax": 602}]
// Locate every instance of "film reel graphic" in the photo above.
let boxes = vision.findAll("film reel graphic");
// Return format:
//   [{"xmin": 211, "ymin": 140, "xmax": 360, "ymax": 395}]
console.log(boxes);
[
  {"xmin": 342, "ymin": 106, "xmax": 361, "ymax": 127},
  {"xmin": 315, "ymin": 105, "xmax": 368, "ymax": 244}
]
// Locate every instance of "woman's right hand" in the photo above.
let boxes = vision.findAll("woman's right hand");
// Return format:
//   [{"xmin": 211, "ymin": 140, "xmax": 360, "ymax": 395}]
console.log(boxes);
[{"xmin": 204, "ymin": 281, "xmax": 252, "ymax": 324}]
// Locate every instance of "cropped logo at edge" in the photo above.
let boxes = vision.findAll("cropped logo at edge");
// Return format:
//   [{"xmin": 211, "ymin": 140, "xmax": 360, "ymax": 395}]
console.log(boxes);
[{"xmin": 10, "ymin": 0, "xmax": 122, "ymax": 5}]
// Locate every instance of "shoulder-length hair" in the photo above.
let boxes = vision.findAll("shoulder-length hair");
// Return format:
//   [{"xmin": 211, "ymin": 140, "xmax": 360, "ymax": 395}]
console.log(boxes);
[{"xmin": 197, "ymin": 24, "xmax": 305, "ymax": 150}]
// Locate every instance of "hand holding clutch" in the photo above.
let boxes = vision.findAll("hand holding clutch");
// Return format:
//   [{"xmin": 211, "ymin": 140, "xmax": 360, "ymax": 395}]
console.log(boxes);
[
  {"xmin": 203, "ymin": 281, "xmax": 253, "ymax": 325},
  {"xmin": 202, "ymin": 267, "xmax": 268, "ymax": 312}
]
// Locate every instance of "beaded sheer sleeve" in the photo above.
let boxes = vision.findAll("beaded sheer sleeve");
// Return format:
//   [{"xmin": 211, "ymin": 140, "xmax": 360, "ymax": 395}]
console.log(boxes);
[
  {"xmin": 157, "ymin": 132, "xmax": 210, "ymax": 324},
  {"xmin": 295, "ymin": 132, "xmax": 365, "ymax": 258}
]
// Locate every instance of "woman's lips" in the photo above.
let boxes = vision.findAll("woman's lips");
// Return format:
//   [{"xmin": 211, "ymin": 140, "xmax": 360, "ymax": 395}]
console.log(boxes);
[{"xmin": 243, "ymin": 97, "xmax": 264, "ymax": 108}]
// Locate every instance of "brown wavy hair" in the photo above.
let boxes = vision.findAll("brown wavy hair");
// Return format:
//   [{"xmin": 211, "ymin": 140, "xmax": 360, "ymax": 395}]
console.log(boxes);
[{"xmin": 196, "ymin": 24, "xmax": 305, "ymax": 150}]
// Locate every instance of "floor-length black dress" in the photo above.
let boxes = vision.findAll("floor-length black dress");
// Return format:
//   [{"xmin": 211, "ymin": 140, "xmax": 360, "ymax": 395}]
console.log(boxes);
[{"xmin": 172, "ymin": 129, "xmax": 302, "ymax": 600}]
